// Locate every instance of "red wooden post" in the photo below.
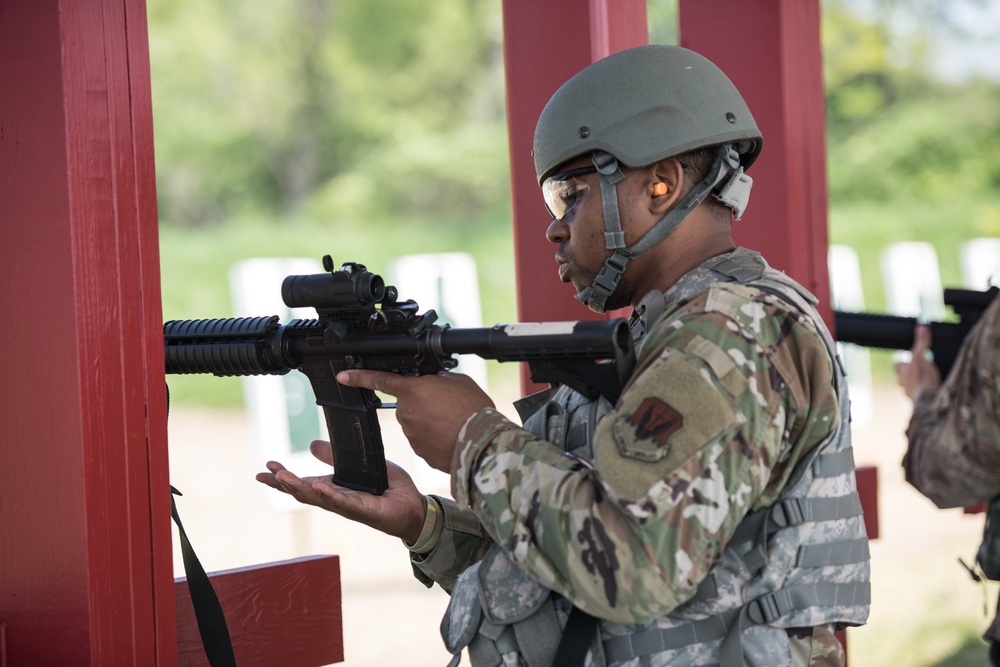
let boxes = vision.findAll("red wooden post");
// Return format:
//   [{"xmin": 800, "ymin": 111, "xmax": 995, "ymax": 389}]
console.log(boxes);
[
  {"xmin": 678, "ymin": 0, "xmax": 833, "ymax": 324},
  {"xmin": 501, "ymin": 0, "xmax": 649, "ymax": 327},
  {"xmin": 0, "ymin": 0, "xmax": 174, "ymax": 663},
  {"xmin": 501, "ymin": 0, "xmax": 647, "ymax": 396},
  {"xmin": 678, "ymin": 0, "xmax": 876, "ymax": 660},
  {"xmin": 1, "ymin": 2, "xmax": 344, "ymax": 664}
]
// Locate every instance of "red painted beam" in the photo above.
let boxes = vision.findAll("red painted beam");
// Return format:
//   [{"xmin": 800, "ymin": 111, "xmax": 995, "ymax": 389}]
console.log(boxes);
[
  {"xmin": 501, "ymin": 0, "xmax": 647, "ymax": 393},
  {"xmin": 501, "ymin": 0, "xmax": 649, "ymax": 328},
  {"xmin": 679, "ymin": 4, "xmax": 872, "ymax": 662},
  {"xmin": 855, "ymin": 466, "xmax": 880, "ymax": 540},
  {"xmin": 679, "ymin": 0, "xmax": 833, "ymax": 327},
  {"xmin": 0, "ymin": 1, "xmax": 171, "ymax": 663},
  {"xmin": 175, "ymin": 557, "xmax": 344, "ymax": 667}
]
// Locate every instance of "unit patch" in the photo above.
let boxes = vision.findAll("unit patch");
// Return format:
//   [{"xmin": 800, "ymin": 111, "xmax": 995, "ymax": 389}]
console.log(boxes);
[
  {"xmin": 595, "ymin": 351, "xmax": 740, "ymax": 501},
  {"xmin": 624, "ymin": 397, "xmax": 684, "ymax": 450}
]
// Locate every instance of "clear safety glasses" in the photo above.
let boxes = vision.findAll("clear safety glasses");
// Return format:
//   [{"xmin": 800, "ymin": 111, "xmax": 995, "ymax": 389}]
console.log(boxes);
[{"xmin": 542, "ymin": 165, "xmax": 597, "ymax": 221}]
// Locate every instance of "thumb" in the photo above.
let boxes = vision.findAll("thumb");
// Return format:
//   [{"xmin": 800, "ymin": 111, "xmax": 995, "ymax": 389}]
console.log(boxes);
[
  {"xmin": 309, "ymin": 439, "xmax": 334, "ymax": 465},
  {"xmin": 912, "ymin": 324, "xmax": 932, "ymax": 354}
]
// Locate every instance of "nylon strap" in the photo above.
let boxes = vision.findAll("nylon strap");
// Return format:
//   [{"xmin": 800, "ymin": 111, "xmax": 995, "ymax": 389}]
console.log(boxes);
[
  {"xmin": 171, "ymin": 487, "xmax": 238, "ymax": 667},
  {"xmin": 813, "ymin": 449, "xmax": 858, "ymax": 477},
  {"xmin": 603, "ymin": 615, "xmax": 729, "ymax": 663},
  {"xmin": 552, "ymin": 606, "xmax": 599, "ymax": 667},
  {"xmin": 625, "ymin": 144, "xmax": 740, "ymax": 258},
  {"xmin": 797, "ymin": 538, "xmax": 871, "ymax": 568},
  {"xmin": 575, "ymin": 152, "xmax": 628, "ymax": 313},
  {"xmin": 733, "ymin": 495, "xmax": 864, "ymax": 574},
  {"xmin": 576, "ymin": 145, "xmax": 743, "ymax": 313},
  {"xmin": 603, "ymin": 582, "xmax": 870, "ymax": 665},
  {"xmin": 718, "ymin": 582, "xmax": 871, "ymax": 667}
]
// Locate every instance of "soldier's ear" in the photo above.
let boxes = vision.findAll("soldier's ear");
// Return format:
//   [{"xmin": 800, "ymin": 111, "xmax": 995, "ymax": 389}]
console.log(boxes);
[{"xmin": 648, "ymin": 158, "xmax": 684, "ymax": 215}]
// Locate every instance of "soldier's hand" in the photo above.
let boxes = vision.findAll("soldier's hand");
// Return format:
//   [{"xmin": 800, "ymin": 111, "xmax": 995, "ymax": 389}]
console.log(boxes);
[
  {"xmin": 894, "ymin": 324, "xmax": 942, "ymax": 400},
  {"xmin": 256, "ymin": 439, "xmax": 427, "ymax": 544},
  {"xmin": 336, "ymin": 369, "xmax": 495, "ymax": 474}
]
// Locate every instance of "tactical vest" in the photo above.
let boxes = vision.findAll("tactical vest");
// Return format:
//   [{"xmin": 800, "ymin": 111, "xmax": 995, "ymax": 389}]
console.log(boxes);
[{"xmin": 441, "ymin": 248, "xmax": 870, "ymax": 667}]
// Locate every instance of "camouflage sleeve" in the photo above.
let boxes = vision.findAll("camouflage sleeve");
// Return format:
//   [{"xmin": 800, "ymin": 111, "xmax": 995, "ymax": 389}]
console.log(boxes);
[
  {"xmin": 903, "ymin": 297, "xmax": 1000, "ymax": 508},
  {"xmin": 409, "ymin": 495, "xmax": 493, "ymax": 593},
  {"xmin": 450, "ymin": 284, "xmax": 838, "ymax": 625}
]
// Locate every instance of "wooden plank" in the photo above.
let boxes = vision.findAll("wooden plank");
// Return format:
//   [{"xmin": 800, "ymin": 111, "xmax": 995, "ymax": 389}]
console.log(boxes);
[{"xmin": 175, "ymin": 556, "xmax": 344, "ymax": 667}]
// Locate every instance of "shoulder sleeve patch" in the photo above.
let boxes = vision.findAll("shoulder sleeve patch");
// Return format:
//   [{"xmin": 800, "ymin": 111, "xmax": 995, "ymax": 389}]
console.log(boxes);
[
  {"xmin": 594, "ymin": 350, "xmax": 740, "ymax": 501},
  {"xmin": 613, "ymin": 397, "xmax": 684, "ymax": 461}
]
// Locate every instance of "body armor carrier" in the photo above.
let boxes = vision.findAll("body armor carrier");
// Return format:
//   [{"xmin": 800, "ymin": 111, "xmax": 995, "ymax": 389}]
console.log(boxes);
[{"xmin": 441, "ymin": 248, "xmax": 870, "ymax": 667}]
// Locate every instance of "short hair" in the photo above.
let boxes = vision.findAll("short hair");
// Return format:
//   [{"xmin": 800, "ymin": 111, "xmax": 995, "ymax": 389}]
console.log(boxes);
[{"xmin": 677, "ymin": 146, "xmax": 735, "ymax": 222}]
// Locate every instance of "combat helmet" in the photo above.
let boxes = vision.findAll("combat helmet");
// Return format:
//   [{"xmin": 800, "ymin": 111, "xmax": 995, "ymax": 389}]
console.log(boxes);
[{"xmin": 533, "ymin": 44, "xmax": 763, "ymax": 313}]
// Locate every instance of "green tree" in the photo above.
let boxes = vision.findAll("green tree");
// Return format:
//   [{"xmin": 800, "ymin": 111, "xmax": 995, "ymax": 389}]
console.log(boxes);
[
  {"xmin": 148, "ymin": 0, "xmax": 507, "ymax": 227},
  {"xmin": 821, "ymin": 0, "xmax": 1000, "ymax": 205}
]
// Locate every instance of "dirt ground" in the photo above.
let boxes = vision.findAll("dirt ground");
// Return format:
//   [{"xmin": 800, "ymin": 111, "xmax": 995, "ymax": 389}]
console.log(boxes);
[{"xmin": 167, "ymin": 382, "xmax": 996, "ymax": 666}]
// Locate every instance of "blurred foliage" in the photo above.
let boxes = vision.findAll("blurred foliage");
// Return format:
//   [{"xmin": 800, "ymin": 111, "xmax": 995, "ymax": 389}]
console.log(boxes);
[
  {"xmin": 149, "ymin": 0, "xmax": 1000, "ymax": 365},
  {"xmin": 148, "ymin": 0, "xmax": 1000, "ymax": 228},
  {"xmin": 822, "ymin": 1, "xmax": 1000, "ymax": 206},
  {"xmin": 148, "ymin": 0, "xmax": 507, "ymax": 226}
]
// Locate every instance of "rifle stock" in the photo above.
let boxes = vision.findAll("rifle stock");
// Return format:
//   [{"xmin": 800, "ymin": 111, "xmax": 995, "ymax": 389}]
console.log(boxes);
[{"xmin": 164, "ymin": 256, "xmax": 636, "ymax": 495}]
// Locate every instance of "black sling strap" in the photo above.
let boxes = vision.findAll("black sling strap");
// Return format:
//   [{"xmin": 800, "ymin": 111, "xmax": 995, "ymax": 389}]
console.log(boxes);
[
  {"xmin": 552, "ymin": 606, "xmax": 599, "ymax": 667},
  {"xmin": 171, "ymin": 486, "xmax": 238, "ymax": 667}
]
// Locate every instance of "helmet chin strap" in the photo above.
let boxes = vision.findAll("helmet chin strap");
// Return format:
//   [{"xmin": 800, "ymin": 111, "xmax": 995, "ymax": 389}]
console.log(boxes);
[{"xmin": 575, "ymin": 145, "xmax": 753, "ymax": 314}]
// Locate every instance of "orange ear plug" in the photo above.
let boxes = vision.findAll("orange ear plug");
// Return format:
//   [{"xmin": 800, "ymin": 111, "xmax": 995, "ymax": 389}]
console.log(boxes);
[{"xmin": 653, "ymin": 183, "xmax": 669, "ymax": 196}]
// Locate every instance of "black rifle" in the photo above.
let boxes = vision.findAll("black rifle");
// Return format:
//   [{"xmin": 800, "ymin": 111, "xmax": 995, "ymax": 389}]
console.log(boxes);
[
  {"xmin": 833, "ymin": 286, "xmax": 998, "ymax": 378},
  {"xmin": 164, "ymin": 255, "xmax": 636, "ymax": 495}
]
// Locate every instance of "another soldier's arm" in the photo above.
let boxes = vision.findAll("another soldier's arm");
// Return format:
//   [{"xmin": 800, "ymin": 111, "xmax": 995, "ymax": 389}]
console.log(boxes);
[
  {"xmin": 451, "ymin": 287, "xmax": 834, "ymax": 624},
  {"xmin": 903, "ymin": 298, "xmax": 1000, "ymax": 507}
]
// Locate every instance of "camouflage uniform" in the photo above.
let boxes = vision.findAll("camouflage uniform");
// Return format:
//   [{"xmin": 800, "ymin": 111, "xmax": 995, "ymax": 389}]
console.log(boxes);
[
  {"xmin": 903, "ymin": 296, "xmax": 1000, "ymax": 507},
  {"xmin": 412, "ymin": 248, "xmax": 870, "ymax": 666},
  {"xmin": 902, "ymin": 296, "xmax": 1000, "ymax": 642}
]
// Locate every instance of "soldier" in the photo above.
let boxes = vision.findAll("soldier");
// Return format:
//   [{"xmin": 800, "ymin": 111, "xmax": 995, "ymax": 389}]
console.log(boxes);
[
  {"xmin": 895, "ymin": 295, "xmax": 1000, "ymax": 664},
  {"xmin": 258, "ymin": 44, "xmax": 870, "ymax": 666}
]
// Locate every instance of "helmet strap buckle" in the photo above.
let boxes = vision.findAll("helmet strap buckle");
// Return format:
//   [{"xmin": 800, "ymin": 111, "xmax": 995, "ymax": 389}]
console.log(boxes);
[{"xmin": 713, "ymin": 168, "xmax": 753, "ymax": 220}]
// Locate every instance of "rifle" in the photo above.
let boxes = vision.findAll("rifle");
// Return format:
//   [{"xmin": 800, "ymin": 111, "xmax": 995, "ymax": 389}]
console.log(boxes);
[
  {"xmin": 833, "ymin": 286, "xmax": 998, "ymax": 378},
  {"xmin": 164, "ymin": 255, "xmax": 636, "ymax": 495}
]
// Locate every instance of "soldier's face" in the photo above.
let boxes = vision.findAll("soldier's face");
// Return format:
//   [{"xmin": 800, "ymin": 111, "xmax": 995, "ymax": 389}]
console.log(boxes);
[{"xmin": 544, "ymin": 158, "xmax": 613, "ymax": 296}]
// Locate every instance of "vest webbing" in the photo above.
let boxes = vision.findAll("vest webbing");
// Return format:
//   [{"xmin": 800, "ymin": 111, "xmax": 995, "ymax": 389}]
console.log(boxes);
[
  {"xmin": 599, "ymin": 248, "xmax": 870, "ymax": 665},
  {"xmin": 603, "ymin": 581, "xmax": 871, "ymax": 664}
]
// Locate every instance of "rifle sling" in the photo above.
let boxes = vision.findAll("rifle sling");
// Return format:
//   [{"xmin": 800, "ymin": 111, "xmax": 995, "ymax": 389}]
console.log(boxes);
[{"xmin": 171, "ymin": 486, "xmax": 238, "ymax": 667}]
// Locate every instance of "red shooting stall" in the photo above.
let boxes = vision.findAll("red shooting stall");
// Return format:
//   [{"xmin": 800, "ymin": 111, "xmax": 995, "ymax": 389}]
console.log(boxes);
[{"xmin": 0, "ymin": 0, "xmax": 874, "ymax": 664}]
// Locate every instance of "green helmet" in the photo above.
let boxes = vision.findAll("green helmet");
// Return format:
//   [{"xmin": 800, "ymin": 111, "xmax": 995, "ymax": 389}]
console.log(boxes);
[
  {"xmin": 533, "ymin": 44, "xmax": 762, "ymax": 184},
  {"xmin": 532, "ymin": 45, "xmax": 763, "ymax": 314}
]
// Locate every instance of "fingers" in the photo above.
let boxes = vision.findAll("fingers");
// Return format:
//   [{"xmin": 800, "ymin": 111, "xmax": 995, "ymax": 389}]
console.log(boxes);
[
  {"xmin": 336, "ymin": 369, "xmax": 407, "ymax": 396},
  {"xmin": 894, "ymin": 323, "xmax": 942, "ymax": 400},
  {"xmin": 255, "ymin": 461, "xmax": 304, "ymax": 496},
  {"xmin": 255, "ymin": 460, "xmax": 289, "ymax": 490},
  {"xmin": 255, "ymin": 471, "xmax": 286, "ymax": 491}
]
